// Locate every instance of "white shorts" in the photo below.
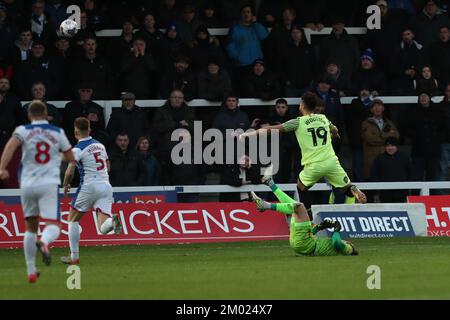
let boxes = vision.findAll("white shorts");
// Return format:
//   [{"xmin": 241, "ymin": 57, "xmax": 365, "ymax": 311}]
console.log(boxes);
[
  {"xmin": 72, "ymin": 182, "xmax": 113, "ymax": 215},
  {"xmin": 21, "ymin": 184, "xmax": 60, "ymax": 221}
]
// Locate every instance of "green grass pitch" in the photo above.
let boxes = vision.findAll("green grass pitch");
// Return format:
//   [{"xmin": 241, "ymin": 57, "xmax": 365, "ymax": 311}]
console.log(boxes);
[{"xmin": 1, "ymin": 237, "xmax": 450, "ymax": 300}]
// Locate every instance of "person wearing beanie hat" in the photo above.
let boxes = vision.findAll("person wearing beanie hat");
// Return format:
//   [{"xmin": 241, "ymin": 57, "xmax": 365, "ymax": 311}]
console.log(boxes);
[
  {"xmin": 351, "ymin": 48, "xmax": 387, "ymax": 96},
  {"xmin": 190, "ymin": 24, "xmax": 225, "ymax": 71},
  {"xmin": 370, "ymin": 136, "xmax": 414, "ymax": 203}
]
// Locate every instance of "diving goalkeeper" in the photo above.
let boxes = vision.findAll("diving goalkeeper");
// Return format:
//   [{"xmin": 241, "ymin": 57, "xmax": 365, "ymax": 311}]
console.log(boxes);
[{"xmin": 250, "ymin": 179, "xmax": 358, "ymax": 256}]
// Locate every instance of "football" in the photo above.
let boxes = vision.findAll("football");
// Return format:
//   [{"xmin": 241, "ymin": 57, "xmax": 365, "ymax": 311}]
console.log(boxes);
[{"xmin": 60, "ymin": 19, "xmax": 78, "ymax": 37}]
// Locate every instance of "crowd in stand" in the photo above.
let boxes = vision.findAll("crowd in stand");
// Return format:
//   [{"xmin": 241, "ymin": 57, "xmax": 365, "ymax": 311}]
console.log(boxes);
[{"xmin": 1, "ymin": 0, "xmax": 450, "ymax": 201}]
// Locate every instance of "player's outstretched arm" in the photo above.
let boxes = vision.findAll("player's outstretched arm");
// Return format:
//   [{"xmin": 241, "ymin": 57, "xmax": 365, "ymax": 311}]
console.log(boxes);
[
  {"xmin": 0, "ymin": 136, "xmax": 22, "ymax": 180},
  {"xmin": 63, "ymin": 161, "xmax": 76, "ymax": 196},
  {"xmin": 239, "ymin": 124, "xmax": 285, "ymax": 140}
]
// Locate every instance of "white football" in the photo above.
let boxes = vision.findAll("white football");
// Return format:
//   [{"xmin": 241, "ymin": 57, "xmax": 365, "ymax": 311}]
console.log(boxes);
[{"xmin": 60, "ymin": 19, "xmax": 78, "ymax": 37}]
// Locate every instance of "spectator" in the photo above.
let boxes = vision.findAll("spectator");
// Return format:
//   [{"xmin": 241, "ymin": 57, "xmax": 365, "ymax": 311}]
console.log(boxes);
[
  {"xmin": 323, "ymin": 61, "xmax": 351, "ymax": 97},
  {"xmin": 52, "ymin": 36, "xmax": 73, "ymax": 99},
  {"xmin": 121, "ymin": 36, "xmax": 157, "ymax": 99},
  {"xmin": 22, "ymin": 81, "xmax": 62, "ymax": 126},
  {"xmin": 11, "ymin": 26, "xmax": 33, "ymax": 66},
  {"xmin": 314, "ymin": 77, "xmax": 345, "ymax": 153},
  {"xmin": 257, "ymin": 0, "xmax": 293, "ymax": 27},
  {"xmin": 220, "ymin": 154, "xmax": 262, "ymax": 202},
  {"xmin": 345, "ymin": 89, "xmax": 374, "ymax": 182},
  {"xmin": 63, "ymin": 83, "xmax": 105, "ymax": 145},
  {"xmin": 388, "ymin": 0, "xmax": 416, "ymax": 16},
  {"xmin": 197, "ymin": 58, "xmax": 232, "ymax": 102},
  {"xmin": 413, "ymin": 65, "xmax": 440, "ymax": 95},
  {"xmin": 364, "ymin": 0, "xmax": 409, "ymax": 72},
  {"xmin": 370, "ymin": 138, "xmax": 414, "ymax": 202},
  {"xmin": 412, "ymin": 0, "xmax": 450, "ymax": 47},
  {"xmin": 405, "ymin": 93, "xmax": 444, "ymax": 181},
  {"xmin": 155, "ymin": 0, "xmax": 181, "ymax": 28},
  {"xmin": 226, "ymin": 4, "xmax": 269, "ymax": 85},
  {"xmin": 218, "ymin": 0, "xmax": 251, "ymax": 26},
  {"xmin": 361, "ymin": 99, "xmax": 400, "ymax": 180},
  {"xmin": 107, "ymin": 92, "xmax": 150, "ymax": 147},
  {"xmin": 0, "ymin": 76, "xmax": 23, "ymax": 189},
  {"xmin": 201, "ymin": 2, "xmax": 222, "ymax": 28},
  {"xmin": 83, "ymin": 0, "xmax": 107, "ymax": 31},
  {"xmin": 351, "ymin": 48, "xmax": 387, "ymax": 96},
  {"xmin": 389, "ymin": 27, "xmax": 424, "ymax": 95},
  {"xmin": 265, "ymin": 6, "xmax": 297, "ymax": 72},
  {"xmin": 134, "ymin": 13, "xmax": 164, "ymax": 60},
  {"xmin": 45, "ymin": 0, "xmax": 67, "ymax": 28},
  {"xmin": 86, "ymin": 107, "xmax": 110, "ymax": 149},
  {"xmin": 189, "ymin": 24, "xmax": 225, "ymax": 72},
  {"xmin": 292, "ymin": 0, "xmax": 326, "ymax": 29},
  {"xmin": 175, "ymin": 4, "xmax": 201, "ymax": 45},
  {"xmin": 15, "ymin": 38, "xmax": 61, "ymax": 100},
  {"xmin": 108, "ymin": 133, "xmax": 147, "ymax": 187},
  {"xmin": 108, "ymin": 20, "xmax": 135, "ymax": 72},
  {"xmin": 27, "ymin": 0, "xmax": 56, "ymax": 46},
  {"xmin": 159, "ymin": 55, "xmax": 197, "ymax": 101},
  {"xmin": 212, "ymin": 94, "xmax": 254, "ymax": 135},
  {"xmin": 281, "ymin": 24, "xmax": 316, "ymax": 97},
  {"xmin": 72, "ymin": 10, "xmax": 96, "ymax": 51},
  {"xmin": 319, "ymin": 16, "xmax": 360, "ymax": 80},
  {"xmin": 241, "ymin": 58, "xmax": 281, "ymax": 103},
  {"xmin": 136, "ymin": 136, "xmax": 161, "ymax": 186},
  {"xmin": 438, "ymin": 83, "xmax": 450, "ymax": 181},
  {"xmin": 151, "ymin": 89, "xmax": 195, "ymax": 184},
  {"xmin": 0, "ymin": 77, "xmax": 24, "ymax": 149},
  {"xmin": 71, "ymin": 35, "xmax": 113, "ymax": 99},
  {"xmin": 169, "ymin": 130, "xmax": 203, "ymax": 201},
  {"xmin": 263, "ymin": 98, "xmax": 296, "ymax": 183},
  {"xmin": 160, "ymin": 22, "xmax": 190, "ymax": 72},
  {"xmin": 0, "ymin": 3, "xmax": 17, "ymax": 70},
  {"xmin": 428, "ymin": 25, "xmax": 450, "ymax": 86}
]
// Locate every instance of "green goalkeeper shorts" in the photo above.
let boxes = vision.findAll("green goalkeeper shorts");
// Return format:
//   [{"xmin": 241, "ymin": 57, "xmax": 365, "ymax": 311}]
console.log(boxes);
[
  {"xmin": 299, "ymin": 157, "xmax": 350, "ymax": 189},
  {"xmin": 289, "ymin": 219, "xmax": 317, "ymax": 255}
]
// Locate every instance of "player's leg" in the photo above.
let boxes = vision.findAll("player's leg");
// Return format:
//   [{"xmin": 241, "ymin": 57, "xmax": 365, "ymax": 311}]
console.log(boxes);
[
  {"xmin": 94, "ymin": 183, "xmax": 122, "ymax": 235},
  {"xmin": 21, "ymin": 187, "xmax": 40, "ymax": 282},
  {"xmin": 262, "ymin": 176, "xmax": 297, "ymax": 204},
  {"xmin": 331, "ymin": 221, "xmax": 358, "ymax": 256},
  {"xmin": 61, "ymin": 186, "xmax": 92, "ymax": 264},
  {"xmin": 35, "ymin": 185, "xmax": 63, "ymax": 266},
  {"xmin": 325, "ymin": 158, "xmax": 367, "ymax": 204},
  {"xmin": 61, "ymin": 208, "xmax": 85, "ymax": 265},
  {"xmin": 297, "ymin": 165, "xmax": 321, "ymax": 218}
]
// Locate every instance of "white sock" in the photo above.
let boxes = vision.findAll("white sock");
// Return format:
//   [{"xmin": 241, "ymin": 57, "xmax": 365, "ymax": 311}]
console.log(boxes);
[
  {"xmin": 24, "ymin": 232, "xmax": 37, "ymax": 276},
  {"xmin": 68, "ymin": 222, "xmax": 80, "ymax": 260},
  {"xmin": 40, "ymin": 224, "xmax": 61, "ymax": 245},
  {"xmin": 100, "ymin": 218, "xmax": 113, "ymax": 235}
]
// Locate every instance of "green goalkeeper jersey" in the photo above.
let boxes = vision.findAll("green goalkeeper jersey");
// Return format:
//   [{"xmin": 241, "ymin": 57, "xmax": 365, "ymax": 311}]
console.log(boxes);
[{"xmin": 282, "ymin": 114, "xmax": 337, "ymax": 165}]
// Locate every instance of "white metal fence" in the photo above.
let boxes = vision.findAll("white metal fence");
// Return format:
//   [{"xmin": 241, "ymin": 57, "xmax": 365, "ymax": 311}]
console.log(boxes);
[
  {"xmin": 22, "ymin": 96, "xmax": 445, "ymax": 124},
  {"xmin": 95, "ymin": 27, "xmax": 368, "ymax": 44},
  {"xmin": 1, "ymin": 182, "xmax": 449, "ymax": 198}
]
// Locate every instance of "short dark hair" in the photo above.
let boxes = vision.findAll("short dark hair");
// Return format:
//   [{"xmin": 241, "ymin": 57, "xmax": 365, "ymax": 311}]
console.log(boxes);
[
  {"xmin": 276, "ymin": 98, "xmax": 288, "ymax": 105},
  {"xmin": 301, "ymin": 92, "xmax": 317, "ymax": 111},
  {"xmin": 439, "ymin": 25, "xmax": 450, "ymax": 31},
  {"xmin": 240, "ymin": 3, "xmax": 254, "ymax": 14},
  {"xmin": 74, "ymin": 117, "xmax": 90, "ymax": 133},
  {"xmin": 28, "ymin": 100, "xmax": 47, "ymax": 117}
]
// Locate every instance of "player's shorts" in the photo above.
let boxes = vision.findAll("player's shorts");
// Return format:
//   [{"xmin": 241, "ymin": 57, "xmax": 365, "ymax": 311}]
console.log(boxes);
[
  {"xmin": 72, "ymin": 182, "xmax": 113, "ymax": 215},
  {"xmin": 289, "ymin": 219, "xmax": 317, "ymax": 256},
  {"xmin": 299, "ymin": 157, "xmax": 350, "ymax": 189},
  {"xmin": 21, "ymin": 184, "xmax": 60, "ymax": 221}
]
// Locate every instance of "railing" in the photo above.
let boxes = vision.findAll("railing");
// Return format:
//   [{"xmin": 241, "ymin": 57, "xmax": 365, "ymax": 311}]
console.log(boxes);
[
  {"xmin": 22, "ymin": 96, "xmax": 445, "ymax": 124},
  {"xmin": 95, "ymin": 27, "xmax": 368, "ymax": 44},
  {"xmin": 1, "ymin": 182, "xmax": 449, "ymax": 198}
]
